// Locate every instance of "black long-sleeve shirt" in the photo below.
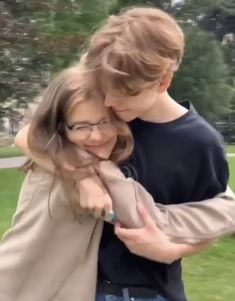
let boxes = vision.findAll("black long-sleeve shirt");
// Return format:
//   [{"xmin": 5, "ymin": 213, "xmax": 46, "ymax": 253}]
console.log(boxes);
[{"xmin": 98, "ymin": 105, "xmax": 229, "ymax": 301}]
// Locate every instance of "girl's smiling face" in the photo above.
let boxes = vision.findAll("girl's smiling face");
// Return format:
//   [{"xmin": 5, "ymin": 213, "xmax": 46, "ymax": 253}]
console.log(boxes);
[{"xmin": 66, "ymin": 98, "xmax": 117, "ymax": 159}]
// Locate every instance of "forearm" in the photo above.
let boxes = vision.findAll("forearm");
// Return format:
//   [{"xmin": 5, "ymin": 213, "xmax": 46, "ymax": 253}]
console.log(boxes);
[
  {"xmin": 163, "ymin": 192, "xmax": 235, "ymax": 244},
  {"xmin": 171, "ymin": 239, "xmax": 216, "ymax": 261},
  {"xmin": 150, "ymin": 239, "xmax": 216, "ymax": 264}
]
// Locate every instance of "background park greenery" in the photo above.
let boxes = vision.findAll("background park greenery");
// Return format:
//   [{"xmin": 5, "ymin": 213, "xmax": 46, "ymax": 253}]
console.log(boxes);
[{"xmin": 0, "ymin": 0, "xmax": 235, "ymax": 123}]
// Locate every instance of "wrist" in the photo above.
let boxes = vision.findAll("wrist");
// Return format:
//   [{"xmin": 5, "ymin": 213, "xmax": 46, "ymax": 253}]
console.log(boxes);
[
  {"xmin": 152, "ymin": 241, "xmax": 183, "ymax": 264},
  {"xmin": 164, "ymin": 242, "xmax": 194, "ymax": 263},
  {"xmin": 171, "ymin": 243, "xmax": 200, "ymax": 260},
  {"xmin": 166, "ymin": 243, "xmax": 183, "ymax": 263}
]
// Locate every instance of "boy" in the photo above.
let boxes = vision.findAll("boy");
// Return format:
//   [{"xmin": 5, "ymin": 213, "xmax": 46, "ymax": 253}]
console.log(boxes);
[{"xmin": 85, "ymin": 7, "xmax": 229, "ymax": 301}]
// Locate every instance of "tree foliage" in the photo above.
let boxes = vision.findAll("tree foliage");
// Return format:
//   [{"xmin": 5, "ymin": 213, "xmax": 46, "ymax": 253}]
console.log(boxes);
[
  {"xmin": 170, "ymin": 27, "xmax": 233, "ymax": 120},
  {"xmin": 0, "ymin": 0, "xmax": 115, "ymax": 108},
  {"xmin": 0, "ymin": 0, "xmax": 235, "ymax": 121}
]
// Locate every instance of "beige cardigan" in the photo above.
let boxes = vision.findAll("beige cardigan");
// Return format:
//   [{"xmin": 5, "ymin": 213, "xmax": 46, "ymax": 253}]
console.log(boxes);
[{"xmin": 0, "ymin": 162, "xmax": 235, "ymax": 301}]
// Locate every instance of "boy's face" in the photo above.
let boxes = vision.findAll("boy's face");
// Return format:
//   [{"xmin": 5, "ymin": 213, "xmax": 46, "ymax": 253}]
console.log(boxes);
[{"xmin": 104, "ymin": 86, "xmax": 159, "ymax": 122}]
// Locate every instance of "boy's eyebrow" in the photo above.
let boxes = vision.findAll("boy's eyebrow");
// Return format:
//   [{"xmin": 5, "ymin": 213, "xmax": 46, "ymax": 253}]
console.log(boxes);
[{"xmin": 68, "ymin": 117, "xmax": 106, "ymax": 126}]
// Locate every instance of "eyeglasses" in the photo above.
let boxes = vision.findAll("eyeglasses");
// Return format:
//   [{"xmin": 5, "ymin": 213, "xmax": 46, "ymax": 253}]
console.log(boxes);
[{"xmin": 66, "ymin": 119, "xmax": 115, "ymax": 140}]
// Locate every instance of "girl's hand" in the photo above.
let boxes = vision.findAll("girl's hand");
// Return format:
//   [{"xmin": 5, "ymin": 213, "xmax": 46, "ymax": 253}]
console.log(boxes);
[{"xmin": 78, "ymin": 174, "xmax": 114, "ymax": 222}]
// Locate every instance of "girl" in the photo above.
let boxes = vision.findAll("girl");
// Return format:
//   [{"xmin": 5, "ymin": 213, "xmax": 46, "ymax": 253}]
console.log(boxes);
[{"xmin": 0, "ymin": 65, "xmax": 133, "ymax": 301}]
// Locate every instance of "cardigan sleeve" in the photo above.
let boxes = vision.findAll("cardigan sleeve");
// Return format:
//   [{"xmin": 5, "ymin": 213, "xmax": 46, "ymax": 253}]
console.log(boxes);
[{"xmin": 98, "ymin": 160, "xmax": 235, "ymax": 243}]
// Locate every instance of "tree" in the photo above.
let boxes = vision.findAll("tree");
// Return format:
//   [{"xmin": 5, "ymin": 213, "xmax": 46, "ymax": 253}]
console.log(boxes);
[
  {"xmin": 109, "ymin": 0, "xmax": 175, "ymax": 14},
  {"xmin": 1, "ymin": 0, "xmax": 234, "ymax": 123},
  {"xmin": 39, "ymin": 0, "xmax": 117, "ymax": 70},
  {"xmin": 175, "ymin": 0, "xmax": 235, "ymax": 41},
  {"xmin": 170, "ymin": 26, "xmax": 233, "ymax": 120},
  {"xmin": 0, "ymin": 1, "xmax": 51, "ymax": 109},
  {"xmin": 0, "ymin": 0, "xmax": 115, "ymax": 109}
]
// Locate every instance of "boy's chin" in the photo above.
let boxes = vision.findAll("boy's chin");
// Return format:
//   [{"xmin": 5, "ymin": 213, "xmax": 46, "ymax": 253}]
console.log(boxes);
[{"xmin": 114, "ymin": 111, "xmax": 137, "ymax": 122}]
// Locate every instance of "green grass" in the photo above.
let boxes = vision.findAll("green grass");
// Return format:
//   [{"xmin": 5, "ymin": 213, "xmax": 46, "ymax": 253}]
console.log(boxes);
[
  {"xmin": 183, "ymin": 237, "xmax": 235, "ymax": 301},
  {"xmin": 228, "ymin": 157, "xmax": 235, "ymax": 190},
  {"xmin": 183, "ymin": 157, "xmax": 235, "ymax": 300},
  {"xmin": 226, "ymin": 144, "xmax": 235, "ymax": 153},
  {"xmin": 0, "ymin": 160, "xmax": 235, "ymax": 300},
  {"xmin": 0, "ymin": 169, "xmax": 24, "ymax": 237},
  {"xmin": 0, "ymin": 146, "xmax": 23, "ymax": 158}
]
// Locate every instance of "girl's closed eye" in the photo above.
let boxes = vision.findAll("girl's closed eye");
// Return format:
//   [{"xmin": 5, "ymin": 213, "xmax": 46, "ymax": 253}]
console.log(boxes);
[{"xmin": 68, "ymin": 124, "xmax": 91, "ymax": 131}]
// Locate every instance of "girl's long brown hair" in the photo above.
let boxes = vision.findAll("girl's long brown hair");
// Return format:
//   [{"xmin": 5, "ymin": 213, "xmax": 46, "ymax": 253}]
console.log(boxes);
[{"xmin": 25, "ymin": 64, "xmax": 134, "ymax": 217}]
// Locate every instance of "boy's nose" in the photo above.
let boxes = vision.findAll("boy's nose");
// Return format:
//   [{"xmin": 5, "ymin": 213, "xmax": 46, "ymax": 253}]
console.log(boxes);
[{"xmin": 104, "ymin": 96, "xmax": 116, "ymax": 107}]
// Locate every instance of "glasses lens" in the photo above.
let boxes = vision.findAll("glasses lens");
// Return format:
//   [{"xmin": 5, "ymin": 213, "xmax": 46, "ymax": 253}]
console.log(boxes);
[
  {"xmin": 98, "ymin": 122, "xmax": 114, "ymax": 132},
  {"xmin": 76, "ymin": 128, "xmax": 91, "ymax": 140}
]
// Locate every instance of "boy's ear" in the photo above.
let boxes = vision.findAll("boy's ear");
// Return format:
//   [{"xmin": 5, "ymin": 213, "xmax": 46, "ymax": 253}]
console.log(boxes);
[{"xmin": 158, "ymin": 72, "xmax": 173, "ymax": 93}]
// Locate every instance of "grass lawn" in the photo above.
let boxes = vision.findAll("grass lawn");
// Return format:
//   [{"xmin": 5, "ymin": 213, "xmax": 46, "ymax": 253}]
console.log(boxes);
[
  {"xmin": 0, "ymin": 145, "xmax": 232, "ymax": 159},
  {"xmin": 0, "ymin": 169, "xmax": 24, "ymax": 237},
  {"xmin": 226, "ymin": 144, "xmax": 235, "ymax": 153},
  {"xmin": 0, "ymin": 146, "xmax": 23, "ymax": 158},
  {"xmin": 0, "ymin": 144, "xmax": 232, "ymax": 160},
  {"xmin": 0, "ymin": 158, "xmax": 235, "ymax": 300},
  {"xmin": 183, "ymin": 237, "xmax": 235, "ymax": 301},
  {"xmin": 228, "ymin": 157, "xmax": 235, "ymax": 190}
]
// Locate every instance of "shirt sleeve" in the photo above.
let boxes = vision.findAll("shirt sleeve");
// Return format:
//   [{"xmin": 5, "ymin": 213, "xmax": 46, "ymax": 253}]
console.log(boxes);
[{"xmin": 192, "ymin": 129, "xmax": 229, "ymax": 201}]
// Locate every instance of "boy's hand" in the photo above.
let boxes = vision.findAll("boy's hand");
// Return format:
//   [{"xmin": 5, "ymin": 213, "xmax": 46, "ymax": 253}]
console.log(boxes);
[
  {"xmin": 115, "ymin": 203, "xmax": 214, "ymax": 264},
  {"xmin": 115, "ymin": 203, "xmax": 177, "ymax": 263}
]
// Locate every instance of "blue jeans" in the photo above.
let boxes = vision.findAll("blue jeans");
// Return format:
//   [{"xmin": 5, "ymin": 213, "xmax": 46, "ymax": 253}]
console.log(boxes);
[{"xmin": 96, "ymin": 290, "xmax": 170, "ymax": 301}]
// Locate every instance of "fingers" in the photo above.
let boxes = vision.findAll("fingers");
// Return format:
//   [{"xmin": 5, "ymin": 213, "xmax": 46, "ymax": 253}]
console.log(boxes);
[
  {"xmin": 114, "ymin": 204, "xmax": 157, "ymax": 242},
  {"xmin": 78, "ymin": 191, "xmax": 114, "ymax": 221},
  {"xmin": 103, "ymin": 193, "xmax": 114, "ymax": 222},
  {"xmin": 115, "ymin": 222, "xmax": 140, "ymax": 240},
  {"xmin": 76, "ymin": 175, "xmax": 114, "ymax": 220},
  {"xmin": 88, "ymin": 192, "xmax": 115, "ymax": 222},
  {"xmin": 93, "ymin": 207, "xmax": 103, "ymax": 219}
]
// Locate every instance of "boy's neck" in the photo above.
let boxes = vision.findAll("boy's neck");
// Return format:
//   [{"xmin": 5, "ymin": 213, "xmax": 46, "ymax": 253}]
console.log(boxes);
[{"xmin": 140, "ymin": 92, "xmax": 188, "ymax": 123}]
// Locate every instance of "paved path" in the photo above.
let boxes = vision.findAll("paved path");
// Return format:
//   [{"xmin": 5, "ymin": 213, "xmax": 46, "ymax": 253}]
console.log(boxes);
[
  {"xmin": 0, "ymin": 156, "xmax": 27, "ymax": 169},
  {"xmin": 1, "ymin": 153, "xmax": 235, "ymax": 169}
]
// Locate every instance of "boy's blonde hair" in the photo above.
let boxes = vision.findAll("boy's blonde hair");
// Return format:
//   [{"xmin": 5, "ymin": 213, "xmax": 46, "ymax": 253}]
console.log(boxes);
[{"xmin": 86, "ymin": 7, "xmax": 185, "ymax": 95}]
